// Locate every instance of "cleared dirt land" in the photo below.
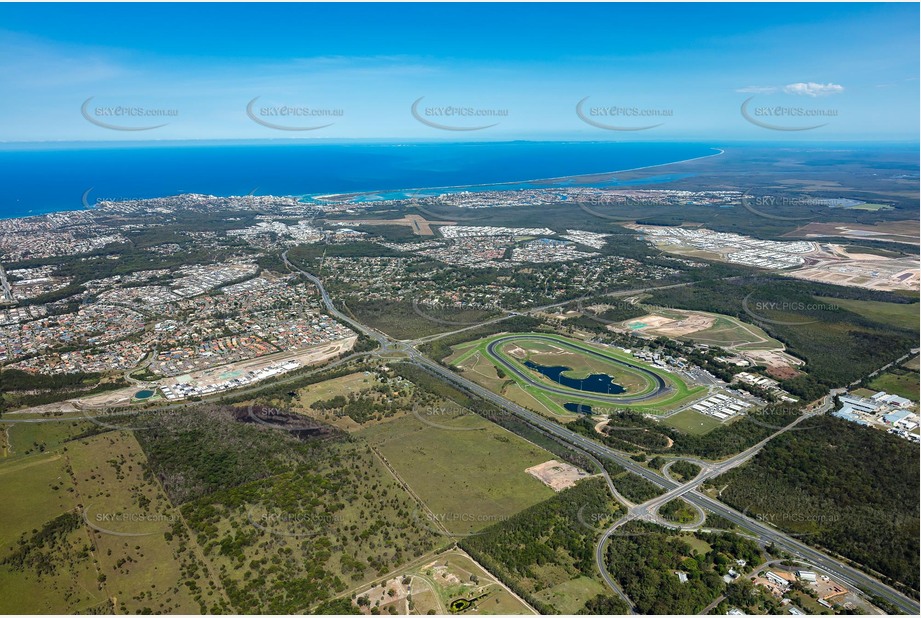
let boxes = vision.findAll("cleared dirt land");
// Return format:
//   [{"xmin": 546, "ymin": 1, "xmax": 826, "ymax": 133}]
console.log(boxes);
[
  {"xmin": 625, "ymin": 307, "xmax": 802, "ymax": 370},
  {"xmin": 525, "ymin": 459, "xmax": 592, "ymax": 491},
  {"xmin": 785, "ymin": 254, "xmax": 919, "ymax": 291},
  {"xmin": 785, "ymin": 221, "xmax": 920, "ymax": 246}
]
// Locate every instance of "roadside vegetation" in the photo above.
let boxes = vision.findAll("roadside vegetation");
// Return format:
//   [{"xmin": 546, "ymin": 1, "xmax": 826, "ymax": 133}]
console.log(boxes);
[
  {"xmin": 567, "ymin": 404, "xmax": 804, "ymax": 459},
  {"xmin": 461, "ymin": 477, "xmax": 628, "ymax": 614},
  {"xmin": 603, "ymin": 521, "xmax": 763, "ymax": 614},
  {"xmin": 644, "ymin": 276, "xmax": 918, "ymax": 394},
  {"xmin": 707, "ymin": 415, "xmax": 920, "ymax": 596}
]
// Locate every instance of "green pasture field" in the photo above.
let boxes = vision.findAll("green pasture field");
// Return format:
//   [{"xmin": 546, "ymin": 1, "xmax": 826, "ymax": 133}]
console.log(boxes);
[
  {"xmin": 67, "ymin": 431, "xmax": 219, "ymax": 613},
  {"xmin": 868, "ymin": 371, "xmax": 920, "ymax": 402},
  {"xmin": 289, "ymin": 371, "xmax": 381, "ymax": 430},
  {"xmin": 532, "ymin": 576, "xmax": 607, "ymax": 614},
  {"xmin": 179, "ymin": 439, "xmax": 441, "ymax": 613},
  {"xmin": 358, "ymin": 406, "xmax": 556, "ymax": 537},
  {"xmin": 0, "ymin": 429, "xmax": 105, "ymax": 613},
  {"xmin": 3, "ymin": 419, "xmax": 94, "ymax": 460},
  {"xmin": 659, "ymin": 409, "xmax": 730, "ymax": 436},
  {"xmin": 815, "ymin": 296, "xmax": 920, "ymax": 331},
  {"xmin": 0, "ymin": 452, "xmax": 76, "ymax": 555}
]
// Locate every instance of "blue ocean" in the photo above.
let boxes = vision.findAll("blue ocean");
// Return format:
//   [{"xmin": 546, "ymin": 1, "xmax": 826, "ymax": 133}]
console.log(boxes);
[{"xmin": 0, "ymin": 141, "xmax": 717, "ymax": 219}]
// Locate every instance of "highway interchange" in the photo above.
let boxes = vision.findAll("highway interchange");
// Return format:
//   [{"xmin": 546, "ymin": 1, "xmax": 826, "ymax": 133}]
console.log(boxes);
[
  {"xmin": 2, "ymin": 252, "xmax": 915, "ymax": 614},
  {"xmin": 282, "ymin": 250, "xmax": 920, "ymax": 615}
]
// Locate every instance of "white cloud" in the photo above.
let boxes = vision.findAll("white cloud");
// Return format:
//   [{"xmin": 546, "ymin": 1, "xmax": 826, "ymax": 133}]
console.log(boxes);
[
  {"xmin": 782, "ymin": 82, "xmax": 844, "ymax": 97},
  {"xmin": 736, "ymin": 86, "xmax": 777, "ymax": 94}
]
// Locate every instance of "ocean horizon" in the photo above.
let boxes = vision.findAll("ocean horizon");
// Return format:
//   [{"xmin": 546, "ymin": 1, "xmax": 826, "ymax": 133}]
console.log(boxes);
[{"xmin": 0, "ymin": 141, "xmax": 722, "ymax": 219}]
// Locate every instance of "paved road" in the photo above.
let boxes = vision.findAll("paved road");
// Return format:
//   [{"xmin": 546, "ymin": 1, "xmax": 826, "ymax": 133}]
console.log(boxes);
[
  {"xmin": 850, "ymin": 348, "xmax": 920, "ymax": 387},
  {"xmin": 411, "ymin": 279, "xmax": 704, "ymax": 346},
  {"xmin": 414, "ymin": 345, "xmax": 919, "ymax": 614},
  {"xmin": 1, "ymin": 350, "xmax": 372, "ymax": 427},
  {"xmin": 0, "ymin": 263, "xmax": 13, "ymax": 302},
  {"xmin": 485, "ymin": 333, "xmax": 669, "ymax": 404},
  {"xmin": 8, "ymin": 251, "xmax": 911, "ymax": 612},
  {"xmin": 282, "ymin": 252, "xmax": 921, "ymax": 615}
]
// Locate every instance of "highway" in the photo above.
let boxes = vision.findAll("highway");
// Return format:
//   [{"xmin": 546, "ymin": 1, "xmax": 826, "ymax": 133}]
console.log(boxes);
[
  {"xmin": 0, "ymin": 263, "xmax": 13, "ymax": 303},
  {"xmin": 410, "ymin": 279, "xmax": 706, "ymax": 346},
  {"xmin": 282, "ymin": 251, "xmax": 920, "ymax": 615},
  {"xmin": 5, "ymin": 251, "xmax": 911, "ymax": 612}
]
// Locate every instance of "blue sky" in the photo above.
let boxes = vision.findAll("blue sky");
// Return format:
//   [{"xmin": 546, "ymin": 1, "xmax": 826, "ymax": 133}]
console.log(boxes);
[{"xmin": 0, "ymin": 2, "xmax": 917, "ymax": 142}]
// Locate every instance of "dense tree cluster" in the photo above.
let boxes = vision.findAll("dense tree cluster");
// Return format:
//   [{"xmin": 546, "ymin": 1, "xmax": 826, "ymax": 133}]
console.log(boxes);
[
  {"xmin": 461, "ymin": 478, "xmax": 621, "ymax": 614},
  {"xmin": 710, "ymin": 415, "xmax": 920, "ymax": 594},
  {"xmin": 1, "ymin": 512, "xmax": 85, "ymax": 576},
  {"xmin": 605, "ymin": 521, "xmax": 762, "ymax": 614},
  {"xmin": 644, "ymin": 276, "xmax": 917, "ymax": 388},
  {"xmin": 669, "ymin": 460, "xmax": 702, "ymax": 482},
  {"xmin": 568, "ymin": 405, "xmax": 805, "ymax": 459},
  {"xmin": 0, "ymin": 368, "xmax": 128, "ymax": 413},
  {"xmin": 578, "ymin": 593, "xmax": 630, "ymax": 614},
  {"xmin": 600, "ymin": 459, "xmax": 666, "ymax": 502},
  {"xmin": 134, "ymin": 401, "xmax": 438, "ymax": 613},
  {"xmin": 309, "ymin": 381, "xmax": 407, "ymax": 425},
  {"xmin": 134, "ymin": 405, "xmax": 341, "ymax": 505},
  {"xmin": 659, "ymin": 499, "xmax": 698, "ymax": 524}
]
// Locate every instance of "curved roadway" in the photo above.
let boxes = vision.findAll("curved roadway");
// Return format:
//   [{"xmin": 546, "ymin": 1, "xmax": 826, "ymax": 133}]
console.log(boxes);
[
  {"xmin": 16, "ymin": 254, "xmax": 912, "ymax": 612},
  {"xmin": 281, "ymin": 251, "xmax": 920, "ymax": 616},
  {"xmin": 485, "ymin": 334, "xmax": 670, "ymax": 404}
]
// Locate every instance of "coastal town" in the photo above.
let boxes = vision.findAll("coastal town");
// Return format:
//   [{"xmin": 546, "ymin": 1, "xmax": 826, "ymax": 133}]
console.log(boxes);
[
  {"xmin": 1, "ymin": 5, "xmax": 918, "ymax": 618},
  {"xmin": 0, "ymin": 186, "xmax": 916, "ymax": 618},
  {"xmin": 0, "ymin": 245, "xmax": 357, "ymax": 399}
]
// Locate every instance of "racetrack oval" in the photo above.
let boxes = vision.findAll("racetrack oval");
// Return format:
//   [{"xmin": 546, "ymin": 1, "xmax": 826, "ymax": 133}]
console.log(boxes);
[{"xmin": 484, "ymin": 334, "xmax": 671, "ymax": 405}]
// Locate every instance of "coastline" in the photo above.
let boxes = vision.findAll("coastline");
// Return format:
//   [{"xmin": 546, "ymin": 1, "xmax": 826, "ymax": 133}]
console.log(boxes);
[
  {"xmin": 0, "ymin": 145, "xmax": 724, "ymax": 222},
  {"xmin": 314, "ymin": 147, "xmax": 726, "ymax": 200}
]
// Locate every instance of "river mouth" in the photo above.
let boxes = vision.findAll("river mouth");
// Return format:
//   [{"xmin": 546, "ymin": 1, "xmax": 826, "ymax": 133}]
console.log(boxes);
[{"xmin": 523, "ymin": 360, "xmax": 626, "ymax": 394}]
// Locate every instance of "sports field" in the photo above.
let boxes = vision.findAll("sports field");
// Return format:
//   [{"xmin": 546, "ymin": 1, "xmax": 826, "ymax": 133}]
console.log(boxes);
[{"xmin": 446, "ymin": 333, "xmax": 705, "ymax": 419}]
